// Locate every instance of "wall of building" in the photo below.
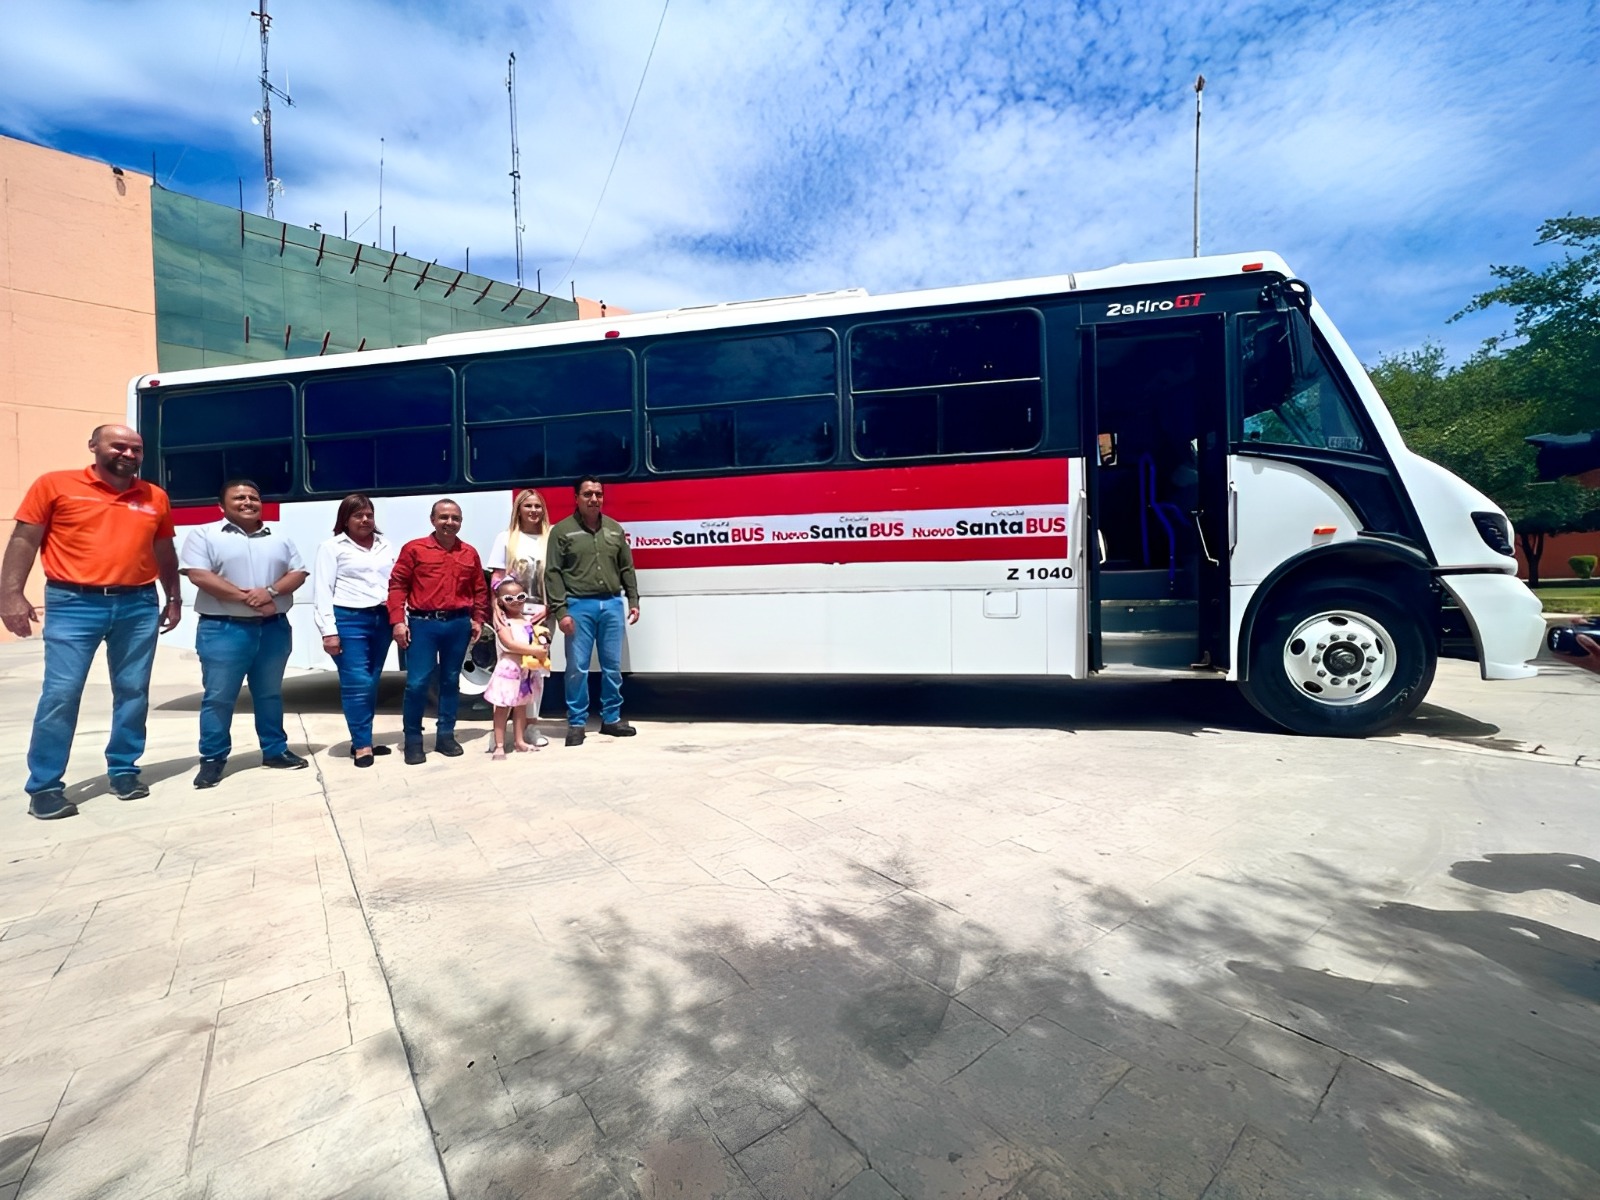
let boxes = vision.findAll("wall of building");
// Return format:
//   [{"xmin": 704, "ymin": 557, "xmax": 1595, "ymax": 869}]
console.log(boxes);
[
  {"xmin": 2, "ymin": 133, "xmax": 593, "ymax": 636},
  {"xmin": 150, "ymin": 191, "xmax": 579, "ymax": 370},
  {"xmin": 1516, "ymin": 529, "xmax": 1600, "ymax": 582},
  {"xmin": 1, "ymin": 135, "xmax": 157, "ymax": 607}
]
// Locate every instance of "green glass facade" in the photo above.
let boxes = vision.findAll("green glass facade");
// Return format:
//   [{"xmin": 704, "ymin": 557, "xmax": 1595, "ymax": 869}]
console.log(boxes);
[{"xmin": 150, "ymin": 189, "xmax": 577, "ymax": 371}]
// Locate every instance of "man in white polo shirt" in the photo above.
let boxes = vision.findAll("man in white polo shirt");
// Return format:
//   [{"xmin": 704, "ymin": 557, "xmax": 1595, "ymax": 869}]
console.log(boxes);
[{"xmin": 179, "ymin": 479, "xmax": 309, "ymax": 789}]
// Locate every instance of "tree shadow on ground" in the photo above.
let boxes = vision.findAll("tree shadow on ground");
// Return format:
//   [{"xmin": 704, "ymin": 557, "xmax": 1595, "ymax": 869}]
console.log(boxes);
[{"xmin": 368, "ymin": 852, "xmax": 1600, "ymax": 1200}]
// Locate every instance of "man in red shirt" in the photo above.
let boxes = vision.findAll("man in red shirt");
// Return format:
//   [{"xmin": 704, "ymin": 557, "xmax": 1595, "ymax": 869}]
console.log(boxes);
[
  {"xmin": 387, "ymin": 498, "xmax": 490, "ymax": 765},
  {"xmin": 1, "ymin": 425, "xmax": 183, "ymax": 819}
]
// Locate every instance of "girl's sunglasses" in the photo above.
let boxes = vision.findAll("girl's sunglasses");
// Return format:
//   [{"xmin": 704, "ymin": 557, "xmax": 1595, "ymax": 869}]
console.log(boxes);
[{"xmin": 499, "ymin": 592, "xmax": 529, "ymax": 603}]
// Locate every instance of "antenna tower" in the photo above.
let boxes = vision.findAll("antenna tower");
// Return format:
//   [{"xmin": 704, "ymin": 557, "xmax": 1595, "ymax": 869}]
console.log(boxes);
[
  {"xmin": 250, "ymin": 1, "xmax": 294, "ymax": 218},
  {"xmin": 507, "ymin": 52, "xmax": 525, "ymax": 287}
]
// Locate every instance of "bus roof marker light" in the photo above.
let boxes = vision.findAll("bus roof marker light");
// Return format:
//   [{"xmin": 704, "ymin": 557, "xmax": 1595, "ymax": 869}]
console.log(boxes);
[
  {"xmin": 1241, "ymin": 262, "xmax": 1265, "ymax": 272},
  {"xmin": 1313, "ymin": 526, "xmax": 1337, "ymax": 535},
  {"xmin": 604, "ymin": 330, "xmax": 621, "ymax": 339}
]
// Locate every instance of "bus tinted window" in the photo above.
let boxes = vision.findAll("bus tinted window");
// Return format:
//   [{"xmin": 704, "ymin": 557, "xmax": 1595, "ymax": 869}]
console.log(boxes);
[
  {"xmin": 464, "ymin": 349, "xmax": 633, "ymax": 485},
  {"xmin": 645, "ymin": 331, "xmax": 836, "ymax": 409},
  {"xmin": 301, "ymin": 365, "xmax": 454, "ymax": 493},
  {"xmin": 303, "ymin": 366, "xmax": 453, "ymax": 436},
  {"xmin": 310, "ymin": 430, "xmax": 452, "ymax": 493},
  {"xmin": 643, "ymin": 331, "xmax": 837, "ymax": 473},
  {"xmin": 469, "ymin": 412, "xmax": 632, "ymax": 483},
  {"xmin": 165, "ymin": 443, "xmax": 293, "ymax": 503},
  {"xmin": 1240, "ymin": 313, "xmax": 1367, "ymax": 453},
  {"xmin": 464, "ymin": 349, "xmax": 633, "ymax": 422},
  {"xmin": 156, "ymin": 383, "xmax": 294, "ymax": 501},
  {"xmin": 850, "ymin": 310, "xmax": 1043, "ymax": 459},
  {"xmin": 650, "ymin": 399, "xmax": 835, "ymax": 473},
  {"xmin": 851, "ymin": 311, "xmax": 1040, "ymax": 392},
  {"xmin": 160, "ymin": 383, "xmax": 293, "ymax": 447}
]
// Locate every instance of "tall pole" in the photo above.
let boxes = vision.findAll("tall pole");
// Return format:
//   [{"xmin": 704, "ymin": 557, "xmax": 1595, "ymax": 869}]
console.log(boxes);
[
  {"xmin": 251, "ymin": 3, "xmax": 293, "ymax": 218},
  {"xmin": 1192, "ymin": 74, "xmax": 1205, "ymax": 258},
  {"xmin": 378, "ymin": 137, "xmax": 384, "ymax": 248},
  {"xmin": 508, "ymin": 53, "xmax": 525, "ymax": 288}
]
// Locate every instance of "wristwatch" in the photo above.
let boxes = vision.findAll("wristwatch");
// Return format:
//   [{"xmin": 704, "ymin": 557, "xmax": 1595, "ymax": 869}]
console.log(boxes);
[{"xmin": 266, "ymin": 585, "xmax": 280, "ymax": 598}]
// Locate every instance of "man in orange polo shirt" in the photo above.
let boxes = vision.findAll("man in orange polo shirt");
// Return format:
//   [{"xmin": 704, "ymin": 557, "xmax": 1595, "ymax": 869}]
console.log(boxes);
[{"xmin": 1, "ymin": 425, "xmax": 183, "ymax": 819}]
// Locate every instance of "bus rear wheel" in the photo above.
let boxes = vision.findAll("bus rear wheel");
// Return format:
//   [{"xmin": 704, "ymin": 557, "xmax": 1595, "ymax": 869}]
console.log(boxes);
[{"xmin": 1238, "ymin": 578, "xmax": 1435, "ymax": 737}]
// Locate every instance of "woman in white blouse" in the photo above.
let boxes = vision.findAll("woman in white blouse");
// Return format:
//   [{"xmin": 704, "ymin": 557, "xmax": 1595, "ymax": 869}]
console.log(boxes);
[
  {"xmin": 487, "ymin": 488, "xmax": 551, "ymax": 745},
  {"xmin": 312, "ymin": 494, "xmax": 399, "ymax": 767}
]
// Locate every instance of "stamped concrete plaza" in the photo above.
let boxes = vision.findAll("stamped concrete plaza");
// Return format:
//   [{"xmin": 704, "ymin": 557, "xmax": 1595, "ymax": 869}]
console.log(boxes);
[{"xmin": 1, "ymin": 640, "xmax": 1598, "ymax": 1199}]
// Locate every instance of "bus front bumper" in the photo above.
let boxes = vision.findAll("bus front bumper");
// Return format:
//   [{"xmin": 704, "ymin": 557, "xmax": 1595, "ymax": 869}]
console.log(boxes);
[{"xmin": 1439, "ymin": 572, "xmax": 1544, "ymax": 680}]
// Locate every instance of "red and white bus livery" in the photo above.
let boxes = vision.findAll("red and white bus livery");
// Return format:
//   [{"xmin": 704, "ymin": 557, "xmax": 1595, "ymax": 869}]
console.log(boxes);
[{"xmin": 133, "ymin": 252, "xmax": 1545, "ymax": 736}]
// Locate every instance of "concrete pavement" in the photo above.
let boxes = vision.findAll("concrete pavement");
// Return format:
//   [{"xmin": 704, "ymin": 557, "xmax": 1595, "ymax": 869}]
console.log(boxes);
[{"xmin": 1, "ymin": 639, "xmax": 1598, "ymax": 1199}]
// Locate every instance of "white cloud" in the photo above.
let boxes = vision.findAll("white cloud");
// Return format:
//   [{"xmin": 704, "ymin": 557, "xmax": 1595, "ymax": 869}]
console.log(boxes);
[{"xmin": 1, "ymin": 0, "xmax": 1595, "ymax": 359}]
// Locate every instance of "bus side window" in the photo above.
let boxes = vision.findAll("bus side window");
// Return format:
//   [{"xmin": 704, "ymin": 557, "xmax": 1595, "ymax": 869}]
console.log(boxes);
[
  {"xmin": 849, "ymin": 310, "xmax": 1043, "ymax": 460},
  {"xmin": 1239, "ymin": 312, "xmax": 1366, "ymax": 454},
  {"xmin": 158, "ymin": 382, "xmax": 295, "ymax": 502},
  {"xmin": 304, "ymin": 364, "xmax": 455, "ymax": 493},
  {"xmin": 644, "ymin": 330, "xmax": 837, "ymax": 473}
]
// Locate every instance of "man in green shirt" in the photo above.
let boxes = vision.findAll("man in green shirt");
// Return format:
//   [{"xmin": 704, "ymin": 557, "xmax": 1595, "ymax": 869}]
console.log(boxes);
[{"xmin": 545, "ymin": 475, "xmax": 640, "ymax": 746}]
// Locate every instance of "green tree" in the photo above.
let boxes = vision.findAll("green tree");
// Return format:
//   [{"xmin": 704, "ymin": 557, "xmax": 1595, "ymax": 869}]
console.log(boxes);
[
  {"xmin": 1454, "ymin": 213, "xmax": 1600, "ymax": 435},
  {"xmin": 1374, "ymin": 215, "xmax": 1600, "ymax": 584}
]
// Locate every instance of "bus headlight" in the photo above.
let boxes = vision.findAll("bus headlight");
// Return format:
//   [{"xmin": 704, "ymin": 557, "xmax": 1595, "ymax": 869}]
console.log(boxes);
[{"xmin": 1471, "ymin": 511, "xmax": 1515, "ymax": 557}]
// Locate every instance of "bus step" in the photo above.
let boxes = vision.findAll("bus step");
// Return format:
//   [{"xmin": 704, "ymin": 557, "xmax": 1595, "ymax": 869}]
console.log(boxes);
[
  {"xmin": 1101, "ymin": 630, "xmax": 1199, "ymax": 669},
  {"xmin": 1099, "ymin": 568, "xmax": 1194, "ymax": 601},
  {"xmin": 1099, "ymin": 599, "xmax": 1198, "ymax": 634}
]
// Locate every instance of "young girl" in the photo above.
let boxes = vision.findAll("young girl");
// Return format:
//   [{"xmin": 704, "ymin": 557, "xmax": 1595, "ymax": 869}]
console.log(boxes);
[{"xmin": 483, "ymin": 579, "xmax": 551, "ymax": 759}]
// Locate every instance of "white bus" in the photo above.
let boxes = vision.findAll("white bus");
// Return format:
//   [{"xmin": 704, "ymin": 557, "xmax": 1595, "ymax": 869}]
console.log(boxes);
[{"xmin": 131, "ymin": 251, "xmax": 1545, "ymax": 736}]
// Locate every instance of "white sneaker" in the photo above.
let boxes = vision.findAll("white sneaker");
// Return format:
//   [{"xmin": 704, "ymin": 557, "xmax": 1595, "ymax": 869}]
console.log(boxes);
[{"xmin": 533, "ymin": 732, "xmax": 549, "ymax": 748}]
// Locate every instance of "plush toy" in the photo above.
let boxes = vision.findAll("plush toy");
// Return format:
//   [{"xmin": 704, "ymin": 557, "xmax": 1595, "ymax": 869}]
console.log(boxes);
[{"xmin": 521, "ymin": 624, "xmax": 552, "ymax": 673}]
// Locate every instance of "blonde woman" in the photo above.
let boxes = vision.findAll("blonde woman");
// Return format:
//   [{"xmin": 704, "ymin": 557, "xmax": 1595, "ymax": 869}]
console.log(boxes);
[
  {"xmin": 487, "ymin": 489, "xmax": 551, "ymax": 743},
  {"xmin": 488, "ymin": 489, "xmax": 549, "ymax": 597}
]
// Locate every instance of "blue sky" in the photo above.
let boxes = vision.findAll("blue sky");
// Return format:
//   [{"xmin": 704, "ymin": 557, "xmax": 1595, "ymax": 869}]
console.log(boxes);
[{"xmin": 2, "ymin": 0, "xmax": 1597, "ymax": 364}]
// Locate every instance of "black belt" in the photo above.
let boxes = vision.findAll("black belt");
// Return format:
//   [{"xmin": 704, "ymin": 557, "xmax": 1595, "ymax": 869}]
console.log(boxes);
[
  {"xmin": 47, "ymin": 581, "xmax": 154, "ymax": 596},
  {"xmin": 409, "ymin": 608, "xmax": 470, "ymax": 621},
  {"xmin": 200, "ymin": 613, "xmax": 283, "ymax": 624},
  {"xmin": 334, "ymin": 604, "xmax": 389, "ymax": 614}
]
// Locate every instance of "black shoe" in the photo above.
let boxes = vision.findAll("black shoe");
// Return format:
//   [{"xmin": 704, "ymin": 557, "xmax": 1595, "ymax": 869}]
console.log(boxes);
[
  {"xmin": 194, "ymin": 760, "xmax": 226, "ymax": 789},
  {"xmin": 371, "ymin": 745, "xmax": 393, "ymax": 756},
  {"xmin": 404, "ymin": 744, "xmax": 427, "ymax": 765},
  {"xmin": 109, "ymin": 774, "xmax": 149, "ymax": 801},
  {"xmin": 28, "ymin": 790, "xmax": 77, "ymax": 820},
  {"xmin": 565, "ymin": 728, "xmax": 586, "ymax": 747},
  {"xmin": 435, "ymin": 735, "xmax": 464, "ymax": 757},
  {"xmin": 353, "ymin": 751, "xmax": 375, "ymax": 769},
  {"xmin": 599, "ymin": 721, "xmax": 637, "ymax": 738},
  {"xmin": 262, "ymin": 751, "xmax": 309, "ymax": 770}
]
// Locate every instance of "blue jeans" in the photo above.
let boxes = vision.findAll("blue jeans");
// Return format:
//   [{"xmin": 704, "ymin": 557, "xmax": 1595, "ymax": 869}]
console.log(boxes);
[
  {"xmin": 196, "ymin": 614, "xmax": 293, "ymax": 761},
  {"xmin": 563, "ymin": 595, "xmax": 625, "ymax": 727},
  {"xmin": 26, "ymin": 584, "xmax": 160, "ymax": 795},
  {"xmin": 402, "ymin": 614, "xmax": 472, "ymax": 743},
  {"xmin": 332, "ymin": 605, "xmax": 391, "ymax": 751}
]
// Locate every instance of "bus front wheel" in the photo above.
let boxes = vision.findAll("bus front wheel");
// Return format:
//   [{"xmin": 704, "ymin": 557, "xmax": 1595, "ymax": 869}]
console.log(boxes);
[{"xmin": 1238, "ymin": 578, "xmax": 1435, "ymax": 737}]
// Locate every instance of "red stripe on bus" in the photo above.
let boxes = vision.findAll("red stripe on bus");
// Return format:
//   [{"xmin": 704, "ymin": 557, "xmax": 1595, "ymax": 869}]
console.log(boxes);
[
  {"xmin": 170, "ymin": 504, "xmax": 282, "ymax": 525},
  {"xmin": 630, "ymin": 535, "xmax": 1066, "ymax": 569},
  {"xmin": 598, "ymin": 457, "xmax": 1071, "ymax": 522}
]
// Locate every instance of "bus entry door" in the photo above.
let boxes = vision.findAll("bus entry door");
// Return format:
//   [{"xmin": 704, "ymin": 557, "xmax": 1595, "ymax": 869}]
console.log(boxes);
[{"xmin": 1081, "ymin": 314, "xmax": 1229, "ymax": 671}]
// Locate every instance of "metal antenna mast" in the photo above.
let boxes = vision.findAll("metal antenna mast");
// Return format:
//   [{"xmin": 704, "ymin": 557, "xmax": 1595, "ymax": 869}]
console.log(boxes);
[
  {"xmin": 507, "ymin": 52, "xmax": 525, "ymax": 287},
  {"xmin": 250, "ymin": 2, "xmax": 294, "ymax": 218},
  {"xmin": 1192, "ymin": 74, "xmax": 1205, "ymax": 257}
]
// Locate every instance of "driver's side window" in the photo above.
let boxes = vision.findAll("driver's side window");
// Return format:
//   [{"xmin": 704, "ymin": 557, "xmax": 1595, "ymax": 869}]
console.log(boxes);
[{"xmin": 1239, "ymin": 312, "xmax": 1367, "ymax": 453}]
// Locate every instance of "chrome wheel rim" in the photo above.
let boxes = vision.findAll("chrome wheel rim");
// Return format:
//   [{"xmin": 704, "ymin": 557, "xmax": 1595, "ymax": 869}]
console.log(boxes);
[{"xmin": 1282, "ymin": 610, "xmax": 1396, "ymax": 706}]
